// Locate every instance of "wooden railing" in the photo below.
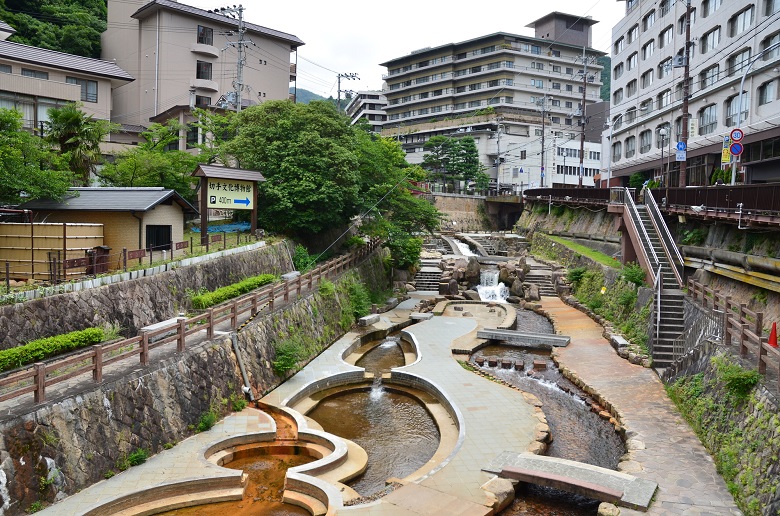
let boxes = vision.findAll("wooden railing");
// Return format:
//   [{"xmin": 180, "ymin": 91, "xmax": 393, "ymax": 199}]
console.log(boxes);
[
  {"xmin": 0, "ymin": 239, "xmax": 381, "ymax": 405},
  {"xmin": 687, "ymin": 279, "xmax": 780, "ymax": 391}
]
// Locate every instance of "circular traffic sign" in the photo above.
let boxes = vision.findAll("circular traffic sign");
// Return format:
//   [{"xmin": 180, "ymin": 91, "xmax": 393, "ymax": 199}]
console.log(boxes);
[
  {"xmin": 730, "ymin": 142, "xmax": 744, "ymax": 156},
  {"xmin": 676, "ymin": 141, "xmax": 687, "ymax": 151},
  {"xmin": 730, "ymin": 128, "xmax": 744, "ymax": 142}
]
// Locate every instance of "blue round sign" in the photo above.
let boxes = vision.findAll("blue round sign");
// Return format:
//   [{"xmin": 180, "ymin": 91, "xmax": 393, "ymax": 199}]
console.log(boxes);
[
  {"xmin": 730, "ymin": 142, "xmax": 744, "ymax": 156},
  {"xmin": 676, "ymin": 141, "xmax": 687, "ymax": 151}
]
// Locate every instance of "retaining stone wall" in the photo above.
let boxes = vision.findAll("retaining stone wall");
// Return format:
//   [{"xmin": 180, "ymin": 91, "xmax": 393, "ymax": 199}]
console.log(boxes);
[
  {"xmin": 0, "ymin": 251, "xmax": 389, "ymax": 515},
  {"xmin": 433, "ymin": 195, "xmax": 487, "ymax": 231},
  {"xmin": 0, "ymin": 242, "xmax": 294, "ymax": 349}
]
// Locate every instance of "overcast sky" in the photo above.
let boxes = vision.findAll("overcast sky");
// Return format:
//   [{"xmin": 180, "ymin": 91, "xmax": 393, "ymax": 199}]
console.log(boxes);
[{"xmin": 187, "ymin": 0, "xmax": 625, "ymax": 98}]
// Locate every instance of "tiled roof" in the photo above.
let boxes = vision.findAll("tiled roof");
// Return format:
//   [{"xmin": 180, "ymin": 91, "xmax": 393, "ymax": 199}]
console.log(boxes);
[
  {"xmin": 22, "ymin": 188, "xmax": 197, "ymax": 214},
  {"xmin": 132, "ymin": 0, "xmax": 304, "ymax": 47},
  {"xmin": 0, "ymin": 20, "xmax": 15, "ymax": 35},
  {"xmin": 194, "ymin": 165, "xmax": 266, "ymax": 182},
  {"xmin": 0, "ymin": 40, "xmax": 133, "ymax": 81}
]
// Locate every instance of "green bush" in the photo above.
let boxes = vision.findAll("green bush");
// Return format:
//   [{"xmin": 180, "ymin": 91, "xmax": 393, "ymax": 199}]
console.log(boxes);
[
  {"xmin": 0, "ymin": 328, "xmax": 105, "ymax": 372},
  {"xmin": 190, "ymin": 273, "xmax": 277, "ymax": 309},
  {"xmin": 567, "ymin": 267, "xmax": 587, "ymax": 286},
  {"xmin": 292, "ymin": 244, "xmax": 316, "ymax": 272},
  {"xmin": 344, "ymin": 236, "xmax": 365, "ymax": 249},
  {"xmin": 127, "ymin": 448, "xmax": 149, "ymax": 466},
  {"xmin": 196, "ymin": 409, "xmax": 218, "ymax": 432},
  {"xmin": 272, "ymin": 338, "xmax": 305, "ymax": 375},
  {"xmin": 680, "ymin": 228, "xmax": 708, "ymax": 246},
  {"xmin": 714, "ymin": 358, "xmax": 762, "ymax": 399},
  {"xmin": 318, "ymin": 280, "xmax": 336, "ymax": 296},
  {"xmin": 622, "ymin": 262, "xmax": 646, "ymax": 287}
]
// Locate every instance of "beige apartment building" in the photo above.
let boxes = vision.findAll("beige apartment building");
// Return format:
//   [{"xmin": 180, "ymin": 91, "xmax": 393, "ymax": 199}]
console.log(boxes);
[
  {"xmin": 102, "ymin": 0, "xmax": 304, "ymax": 127},
  {"xmin": 607, "ymin": 0, "xmax": 780, "ymax": 186},
  {"xmin": 379, "ymin": 12, "xmax": 606, "ymax": 191},
  {"xmin": 0, "ymin": 22, "xmax": 133, "ymax": 131},
  {"xmin": 345, "ymin": 91, "xmax": 388, "ymax": 133}
]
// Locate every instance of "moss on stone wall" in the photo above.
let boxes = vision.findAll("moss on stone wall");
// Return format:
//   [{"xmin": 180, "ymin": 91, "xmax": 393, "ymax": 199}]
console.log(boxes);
[{"xmin": 667, "ymin": 355, "xmax": 780, "ymax": 515}]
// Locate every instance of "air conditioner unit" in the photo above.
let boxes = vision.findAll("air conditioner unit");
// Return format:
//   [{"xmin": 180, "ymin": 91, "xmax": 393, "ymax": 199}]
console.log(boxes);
[{"xmin": 672, "ymin": 55, "xmax": 687, "ymax": 68}]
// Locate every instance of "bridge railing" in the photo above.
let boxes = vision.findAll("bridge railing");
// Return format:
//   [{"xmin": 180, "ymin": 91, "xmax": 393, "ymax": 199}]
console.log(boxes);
[
  {"xmin": 650, "ymin": 184, "xmax": 780, "ymax": 214},
  {"xmin": 687, "ymin": 278, "xmax": 780, "ymax": 392},
  {"xmin": 644, "ymin": 187, "xmax": 684, "ymax": 287},
  {"xmin": 0, "ymin": 239, "xmax": 382, "ymax": 406},
  {"xmin": 522, "ymin": 188, "xmax": 612, "ymax": 203}
]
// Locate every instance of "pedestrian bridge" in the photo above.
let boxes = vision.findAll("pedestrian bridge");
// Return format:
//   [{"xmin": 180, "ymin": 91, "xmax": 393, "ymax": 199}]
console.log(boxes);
[{"xmin": 484, "ymin": 452, "xmax": 657, "ymax": 511}]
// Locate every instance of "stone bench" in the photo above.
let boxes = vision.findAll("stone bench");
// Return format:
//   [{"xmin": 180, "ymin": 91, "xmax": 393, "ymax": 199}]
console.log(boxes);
[
  {"xmin": 477, "ymin": 329, "xmax": 570, "ymax": 348},
  {"xmin": 358, "ymin": 314, "xmax": 379, "ymax": 326},
  {"xmin": 611, "ymin": 335, "xmax": 630, "ymax": 349}
]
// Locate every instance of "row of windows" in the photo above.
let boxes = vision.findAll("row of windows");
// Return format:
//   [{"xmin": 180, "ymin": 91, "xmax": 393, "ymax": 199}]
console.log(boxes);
[
  {"xmin": 614, "ymin": 1, "xmax": 778, "ymax": 58},
  {"xmin": 0, "ymin": 64, "xmax": 98, "ymax": 103},
  {"xmin": 556, "ymin": 165, "xmax": 600, "ymax": 177},
  {"xmin": 387, "ymin": 97, "xmax": 516, "ymax": 119}
]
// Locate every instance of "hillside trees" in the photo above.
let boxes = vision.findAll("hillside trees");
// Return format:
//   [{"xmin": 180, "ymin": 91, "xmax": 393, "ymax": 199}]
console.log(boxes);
[{"xmin": 0, "ymin": 108, "xmax": 72, "ymax": 205}]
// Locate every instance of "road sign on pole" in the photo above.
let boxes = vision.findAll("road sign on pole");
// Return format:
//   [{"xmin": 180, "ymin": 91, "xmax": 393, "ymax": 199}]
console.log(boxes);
[
  {"xmin": 721, "ymin": 136, "xmax": 732, "ymax": 164},
  {"xmin": 676, "ymin": 150, "xmax": 687, "ymax": 162},
  {"xmin": 676, "ymin": 141, "xmax": 687, "ymax": 151},
  {"xmin": 730, "ymin": 128, "xmax": 744, "ymax": 142},
  {"xmin": 730, "ymin": 142, "xmax": 744, "ymax": 156}
]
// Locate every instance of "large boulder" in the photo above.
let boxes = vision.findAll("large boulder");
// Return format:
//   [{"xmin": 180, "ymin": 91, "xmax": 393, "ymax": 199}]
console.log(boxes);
[
  {"xmin": 454, "ymin": 257, "xmax": 468, "ymax": 270},
  {"xmin": 498, "ymin": 266, "xmax": 513, "ymax": 285},
  {"xmin": 510, "ymin": 278, "xmax": 524, "ymax": 297},
  {"xmin": 464, "ymin": 257, "xmax": 481, "ymax": 288},
  {"xmin": 463, "ymin": 289, "xmax": 482, "ymax": 301},
  {"xmin": 524, "ymin": 283, "xmax": 541, "ymax": 301}
]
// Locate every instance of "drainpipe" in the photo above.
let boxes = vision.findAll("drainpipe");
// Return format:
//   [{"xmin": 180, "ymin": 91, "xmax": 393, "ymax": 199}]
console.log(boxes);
[
  {"xmin": 154, "ymin": 10, "xmax": 160, "ymax": 116},
  {"xmin": 231, "ymin": 332, "xmax": 255, "ymax": 401},
  {"xmin": 130, "ymin": 210, "xmax": 143, "ymax": 249}
]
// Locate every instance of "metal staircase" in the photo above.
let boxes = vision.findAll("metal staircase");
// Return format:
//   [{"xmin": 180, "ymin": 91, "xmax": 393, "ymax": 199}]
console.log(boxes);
[{"xmin": 621, "ymin": 188, "xmax": 686, "ymax": 369}]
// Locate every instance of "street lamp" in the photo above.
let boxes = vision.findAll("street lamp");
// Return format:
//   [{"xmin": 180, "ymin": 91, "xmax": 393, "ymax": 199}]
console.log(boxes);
[{"xmin": 732, "ymin": 40, "xmax": 780, "ymax": 184}]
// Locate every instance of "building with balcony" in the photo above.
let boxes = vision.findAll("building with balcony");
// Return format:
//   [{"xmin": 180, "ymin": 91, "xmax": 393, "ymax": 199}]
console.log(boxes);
[
  {"xmin": 606, "ymin": 0, "xmax": 780, "ymax": 186},
  {"xmin": 345, "ymin": 91, "xmax": 388, "ymax": 133},
  {"xmin": 102, "ymin": 0, "xmax": 304, "ymax": 128},
  {"xmin": 0, "ymin": 23, "xmax": 133, "ymax": 132},
  {"xmin": 378, "ymin": 12, "xmax": 606, "ymax": 190}
]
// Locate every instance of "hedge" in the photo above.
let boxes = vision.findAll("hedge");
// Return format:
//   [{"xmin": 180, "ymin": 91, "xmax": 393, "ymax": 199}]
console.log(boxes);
[
  {"xmin": 191, "ymin": 273, "xmax": 277, "ymax": 309},
  {"xmin": 0, "ymin": 327, "xmax": 105, "ymax": 372}
]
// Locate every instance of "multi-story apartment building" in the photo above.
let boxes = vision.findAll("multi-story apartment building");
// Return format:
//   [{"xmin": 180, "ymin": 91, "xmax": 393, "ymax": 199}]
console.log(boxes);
[
  {"xmin": 345, "ymin": 91, "xmax": 388, "ymax": 133},
  {"xmin": 102, "ymin": 0, "xmax": 303, "ymax": 128},
  {"xmin": 379, "ymin": 12, "xmax": 606, "ymax": 191},
  {"xmin": 607, "ymin": 0, "xmax": 780, "ymax": 186},
  {"xmin": 0, "ymin": 21, "xmax": 133, "ymax": 132}
]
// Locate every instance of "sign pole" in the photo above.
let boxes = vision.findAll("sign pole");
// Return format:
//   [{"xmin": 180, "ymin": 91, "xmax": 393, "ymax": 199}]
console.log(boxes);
[
  {"xmin": 251, "ymin": 182, "xmax": 257, "ymax": 237},
  {"xmin": 200, "ymin": 177, "xmax": 208, "ymax": 246}
]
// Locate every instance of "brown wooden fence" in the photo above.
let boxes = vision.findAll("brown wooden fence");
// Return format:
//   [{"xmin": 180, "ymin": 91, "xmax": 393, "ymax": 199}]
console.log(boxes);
[
  {"xmin": 687, "ymin": 279, "xmax": 780, "ymax": 391},
  {"xmin": 0, "ymin": 239, "xmax": 381, "ymax": 405}
]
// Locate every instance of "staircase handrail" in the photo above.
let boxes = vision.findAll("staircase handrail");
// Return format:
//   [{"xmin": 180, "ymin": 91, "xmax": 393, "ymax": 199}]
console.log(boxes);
[
  {"xmin": 672, "ymin": 306, "xmax": 722, "ymax": 360},
  {"xmin": 624, "ymin": 188, "xmax": 660, "ymax": 278},
  {"xmin": 655, "ymin": 265, "xmax": 662, "ymax": 349},
  {"xmin": 644, "ymin": 186, "xmax": 684, "ymax": 287}
]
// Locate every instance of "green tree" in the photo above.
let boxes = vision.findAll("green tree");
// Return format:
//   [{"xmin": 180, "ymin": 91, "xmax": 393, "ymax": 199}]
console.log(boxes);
[
  {"xmin": 224, "ymin": 100, "xmax": 362, "ymax": 238},
  {"xmin": 0, "ymin": 108, "xmax": 72, "ymax": 205},
  {"xmin": 97, "ymin": 122, "xmax": 200, "ymax": 201},
  {"xmin": 422, "ymin": 136, "xmax": 483, "ymax": 187},
  {"xmin": 598, "ymin": 56, "xmax": 611, "ymax": 103},
  {"xmin": 421, "ymin": 135, "xmax": 454, "ymax": 182},
  {"xmin": 44, "ymin": 103, "xmax": 117, "ymax": 185},
  {"xmin": 449, "ymin": 137, "xmax": 483, "ymax": 183},
  {"xmin": 191, "ymin": 108, "xmax": 236, "ymax": 165}
]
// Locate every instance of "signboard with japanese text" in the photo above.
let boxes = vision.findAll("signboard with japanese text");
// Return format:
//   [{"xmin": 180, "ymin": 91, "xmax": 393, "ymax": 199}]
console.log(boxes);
[
  {"xmin": 721, "ymin": 136, "xmax": 732, "ymax": 164},
  {"xmin": 206, "ymin": 178, "xmax": 254, "ymax": 210}
]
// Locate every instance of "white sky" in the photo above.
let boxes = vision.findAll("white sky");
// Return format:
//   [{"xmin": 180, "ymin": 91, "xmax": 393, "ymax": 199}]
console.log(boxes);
[{"xmin": 186, "ymin": 0, "xmax": 625, "ymax": 98}]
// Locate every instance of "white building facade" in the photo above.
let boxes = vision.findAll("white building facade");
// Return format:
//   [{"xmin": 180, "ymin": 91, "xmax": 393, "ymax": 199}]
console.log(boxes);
[
  {"xmin": 345, "ymin": 91, "xmax": 388, "ymax": 133},
  {"xmin": 379, "ymin": 13, "xmax": 606, "ymax": 191},
  {"xmin": 606, "ymin": 0, "xmax": 780, "ymax": 186}
]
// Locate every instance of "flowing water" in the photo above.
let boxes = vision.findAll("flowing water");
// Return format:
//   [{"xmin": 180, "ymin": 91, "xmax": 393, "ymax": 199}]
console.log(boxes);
[
  {"xmin": 477, "ymin": 268, "xmax": 509, "ymax": 303},
  {"xmin": 159, "ymin": 451, "xmax": 313, "ymax": 516},
  {"xmin": 475, "ymin": 309, "xmax": 626, "ymax": 515},
  {"xmin": 455, "ymin": 240, "xmax": 478, "ymax": 256}
]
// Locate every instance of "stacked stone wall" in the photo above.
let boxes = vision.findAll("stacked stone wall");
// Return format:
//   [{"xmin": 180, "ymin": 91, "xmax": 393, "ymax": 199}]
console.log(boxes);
[
  {"xmin": 0, "ymin": 251, "xmax": 389, "ymax": 514},
  {"xmin": 433, "ymin": 195, "xmax": 487, "ymax": 231},
  {"xmin": 0, "ymin": 242, "xmax": 294, "ymax": 349}
]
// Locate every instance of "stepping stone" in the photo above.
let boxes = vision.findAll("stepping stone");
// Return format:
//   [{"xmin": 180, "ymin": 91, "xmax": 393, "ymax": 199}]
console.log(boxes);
[
  {"xmin": 487, "ymin": 356, "xmax": 498, "ymax": 367},
  {"xmin": 514, "ymin": 361, "xmax": 525, "ymax": 371},
  {"xmin": 533, "ymin": 360, "xmax": 547, "ymax": 371},
  {"xmin": 501, "ymin": 359, "xmax": 513, "ymax": 369},
  {"xmin": 475, "ymin": 356, "xmax": 485, "ymax": 366}
]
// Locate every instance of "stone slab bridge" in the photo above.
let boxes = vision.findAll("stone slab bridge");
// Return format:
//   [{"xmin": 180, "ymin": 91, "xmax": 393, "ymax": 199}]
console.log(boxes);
[{"xmin": 484, "ymin": 452, "xmax": 658, "ymax": 511}]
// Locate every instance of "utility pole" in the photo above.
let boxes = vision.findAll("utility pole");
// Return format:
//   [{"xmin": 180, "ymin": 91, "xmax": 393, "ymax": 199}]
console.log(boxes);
[
  {"xmin": 214, "ymin": 5, "xmax": 247, "ymax": 112},
  {"xmin": 578, "ymin": 46, "xmax": 589, "ymax": 187},
  {"xmin": 537, "ymin": 96, "xmax": 551, "ymax": 187},
  {"xmin": 679, "ymin": 0, "xmax": 692, "ymax": 186},
  {"xmin": 337, "ymin": 73, "xmax": 358, "ymax": 113},
  {"xmin": 495, "ymin": 120, "xmax": 502, "ymax": 190}
]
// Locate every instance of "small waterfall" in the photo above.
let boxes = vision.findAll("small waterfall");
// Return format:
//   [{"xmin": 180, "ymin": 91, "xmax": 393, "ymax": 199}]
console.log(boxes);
[
  {"xmin": 370, "ymin": 375, "xmax": 385, "ymax": 400},
  {"xmin": 476, "ymin": 269, "xmax": 509, "ymax": 303},
  {"xmin": 455, "ymin": 241, "xmax": 477, "ymax": 256}
]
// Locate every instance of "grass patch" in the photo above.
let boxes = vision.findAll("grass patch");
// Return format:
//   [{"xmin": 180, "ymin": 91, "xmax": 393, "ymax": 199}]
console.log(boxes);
[
  {"xmin": 196, "ymin": 409, "xmax": 218, "ymax": 432},
  {"xmin": 546, "ymin": 235, "xmax": 622, "ymax": 268}
]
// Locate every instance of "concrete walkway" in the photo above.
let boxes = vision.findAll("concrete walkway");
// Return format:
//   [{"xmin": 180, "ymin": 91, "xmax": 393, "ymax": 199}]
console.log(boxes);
[
  {"xmin": 541, "ymin": 296, "xmax": 740, "ymax": 515},
  {"xmin": 35, "ymin": 292, "xmax": 740, "ymax": 515}
]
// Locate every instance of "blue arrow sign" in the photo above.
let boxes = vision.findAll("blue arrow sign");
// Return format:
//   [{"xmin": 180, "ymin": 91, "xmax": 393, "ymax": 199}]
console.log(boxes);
[{"xmin": 234, "ymin": 197, "xmax": 250, "ymax": 206}]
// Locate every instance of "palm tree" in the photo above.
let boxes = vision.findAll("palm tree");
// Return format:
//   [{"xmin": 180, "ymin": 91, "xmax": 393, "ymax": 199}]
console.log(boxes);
[{"xmin": 44, "ymin": 103, "xmax": 118, "ymax": 186}]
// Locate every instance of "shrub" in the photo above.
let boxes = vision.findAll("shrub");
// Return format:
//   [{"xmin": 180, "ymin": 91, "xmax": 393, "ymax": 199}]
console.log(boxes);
[
  {"xmin": 714, "ymin": 357, "xmax": 762, "ymax": 399},
  {"xmin": 190, "ymin": 273, "xmax": 276, "ymax": 309},
  {"xmin": 680, "ymin": 228, "xmax": 708, "ymax": 246},
  {"xmin": 272, "ymin": 338, "xmax": 305, "ymax": 375},
  {"xmin": 196, "ymin": 410, "xmax": 218, "ymax": 432},
  {"xmin": 229, "ymin": 393, "xmax": 248, "ymax": 412},
  {"xmin": 292, "ymin": 244, "xmax": 316, "ymax": 272},
  {"xmin": 318, "ymin": 280, "xmax": 336, "ymax": 296},
  {"xmin": 344, "ymin": 236, "xmax": 365, "ymax": 249},
  {"xmin": 0, "ymin": 328, "xmax": 105, "ymax": 372},
  {"xmin": 567, "ymin": 267, "xmax": 587, "ymax": 286},
  {"xmin": 348, "ymin": 281, "xmax": 372, "ymax": 320},
  {"xmin": 127, "ymin": 448, "xmax": 149, "ymax": 466},
  {"xmin": 622, "ymin": 262, "xmax": 646, "ymax": 287}
]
